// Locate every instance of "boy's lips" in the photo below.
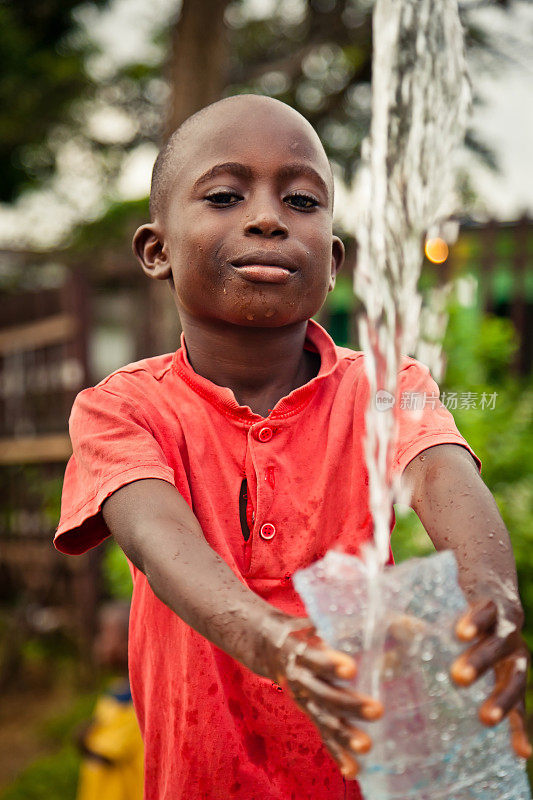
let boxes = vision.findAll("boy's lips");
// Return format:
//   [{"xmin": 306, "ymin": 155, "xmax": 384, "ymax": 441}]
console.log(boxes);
[
  {"xmin": 231, "ymin": 253, "xmax": 298, "ymax": 284},
  {"xmin": 231, "ymin": 264, "xmax": 294, "ymax": 283}
]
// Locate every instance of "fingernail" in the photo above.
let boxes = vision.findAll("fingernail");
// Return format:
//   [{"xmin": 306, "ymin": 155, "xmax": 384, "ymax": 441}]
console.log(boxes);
[
  {"xmin": 511, "ymin": 732, "xmax": 532, "ymax": 759},
  {"xmin": 451, "ymin": 661, "xmax": 476, "ymax": 685},
  {"xmin": 488, "ymin": 706, "xmax": 503, "ymax": 723},
  {"xmin": 336, "ymin": 664, "xmax": 357, "ymax": 679},
  {"xmin": 462, "ymin": 623, "xmax": 477, "ymax": 639},
  {"xmin": 341, "ymin": 761, "xmax": 359, "ymax": 778},
  {"xmin": 349, "ymin": 733, "xmax": 372, "ymax": 754},
  {"xmin": 362, "ymin": 701, "xmax": 384, "ymax": 720}
]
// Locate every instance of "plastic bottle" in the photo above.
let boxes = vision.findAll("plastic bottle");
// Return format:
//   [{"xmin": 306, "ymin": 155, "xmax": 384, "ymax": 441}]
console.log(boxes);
[{"xmin": 293, "ymin": 549, "xmax": 531, "ymax": 799}]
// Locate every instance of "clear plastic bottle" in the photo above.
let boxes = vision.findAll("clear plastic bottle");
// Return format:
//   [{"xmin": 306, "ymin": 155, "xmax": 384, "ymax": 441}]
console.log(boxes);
[{"xmin": 293, "ymin": 549, "xmax": 531, "ymax": 800}]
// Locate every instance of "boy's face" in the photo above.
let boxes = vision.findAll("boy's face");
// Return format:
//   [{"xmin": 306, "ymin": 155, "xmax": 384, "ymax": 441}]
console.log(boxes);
[{"xmin": 135, "ymin": 98, "xmax": 344, "ymax": 328}]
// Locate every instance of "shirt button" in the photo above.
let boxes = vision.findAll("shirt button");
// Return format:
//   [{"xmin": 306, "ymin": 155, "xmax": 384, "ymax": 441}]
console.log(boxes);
[
  {"xmin": 259, "ymin": 522, "xmax": 276, "ymax": 540},
  {"xmin": 257, "ymin": 426, "xmax": 273, "ymax": 442}
]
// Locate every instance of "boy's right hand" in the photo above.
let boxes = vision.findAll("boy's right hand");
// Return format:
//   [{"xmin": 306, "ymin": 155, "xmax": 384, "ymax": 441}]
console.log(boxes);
[{"xmin": 260, "ymin": 615, "xmax": 384, "ymax": 780}]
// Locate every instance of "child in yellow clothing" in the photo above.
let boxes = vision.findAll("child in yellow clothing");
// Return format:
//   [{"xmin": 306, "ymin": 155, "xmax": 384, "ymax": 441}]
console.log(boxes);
[{"xmin": 76, "ymin": 602, "xmax": 143, "ymax": 800}]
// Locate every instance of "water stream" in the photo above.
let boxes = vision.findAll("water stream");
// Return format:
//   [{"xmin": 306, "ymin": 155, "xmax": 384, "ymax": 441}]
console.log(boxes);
[
  {"xmin": 294, "ymin": 7, "xmax": 533, "ymax": 791},
  {"xmin": 353, "ymin": 0, "xmax": 471, "ymax": 580}
]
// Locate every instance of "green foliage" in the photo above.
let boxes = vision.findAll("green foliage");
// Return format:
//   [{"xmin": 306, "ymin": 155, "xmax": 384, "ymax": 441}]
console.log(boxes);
[
  {"xmin": 102, "ymin": 541, "xmax": 133, "ymax": 600},
  {"xmin": 0, "ymin": 691, "xmax": 98, "ymax": 800},
  {"xmin": 391, "ymin": 506, "xmax": 435, "ymax": 564},
  {"xmin": 445, "ymin": 307, "xmax": 533, "ymax": 648},
  {"xmin": 0, "ymin": 0, "xmax": 108, "ymax": 201},
  {"xmin": 40, "ymin": 693, "xmax": 98, "ymax": 744},
  {"xmin": 2, "ymin": 0, "xmax": 511, "ymax": 211},
  {"xmin": 68, "ymin": 198, "xmax": 149, "ymax": 253},
  {"xmin": 0, "ymin": 746, "xmax": 80, "ymax": 800},
  {"xmin": 392, "ymin": 301, "xmax": 533, "ymax": 649}
]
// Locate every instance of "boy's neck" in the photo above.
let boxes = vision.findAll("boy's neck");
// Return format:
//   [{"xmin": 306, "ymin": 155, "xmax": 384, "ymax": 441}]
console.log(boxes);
[{"xmin": 179, "ymin": 315, "xmax": 320, "ymax": 417}]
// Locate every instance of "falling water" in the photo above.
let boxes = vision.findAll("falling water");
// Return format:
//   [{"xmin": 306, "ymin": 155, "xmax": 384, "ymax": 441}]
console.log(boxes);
[
  {"xmin": 294, "ymin": 6, "xmax": 532, "ymax": 790},
  {"xmin": 353, "ymin": 0, "xmax": 471, "ymax": 583}
]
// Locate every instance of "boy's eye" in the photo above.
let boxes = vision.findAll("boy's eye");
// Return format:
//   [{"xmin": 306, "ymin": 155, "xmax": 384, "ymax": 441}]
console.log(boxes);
[
  {"xmin": 205, "ymin": 191, "xmax": 242, "ymax": 205},
  {"xmin": 286, "ymin": 193, "xmax": 319, "ymax": 210}
]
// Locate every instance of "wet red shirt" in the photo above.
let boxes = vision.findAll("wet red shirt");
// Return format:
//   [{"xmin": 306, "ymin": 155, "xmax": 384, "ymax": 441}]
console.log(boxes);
[{"xmin": 56, "ymin": 319, "xmax": 478, "ymax": 800}]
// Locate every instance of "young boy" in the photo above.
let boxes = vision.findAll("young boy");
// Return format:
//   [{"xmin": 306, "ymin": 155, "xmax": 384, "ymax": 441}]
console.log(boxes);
[{"xmin": 55, "ymin": 94, "xmax": 530, "ymax": 800}]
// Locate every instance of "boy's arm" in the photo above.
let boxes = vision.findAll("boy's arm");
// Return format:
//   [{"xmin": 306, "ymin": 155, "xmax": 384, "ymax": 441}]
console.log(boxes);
[
  {"xmin": 404, "ymin": 443, "xmax": 531, "ymax": 758},
  {"xmin": 101, "ymin": 478, "xmax": 382, "ymax": 779}
]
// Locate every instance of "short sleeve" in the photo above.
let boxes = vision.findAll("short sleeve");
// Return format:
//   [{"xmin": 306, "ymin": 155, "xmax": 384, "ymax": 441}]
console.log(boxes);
[
  {"xmin": 55, "ymin": 386, "xmax": 176, "ymax": 555},
  {"xmin": 392, "ymin": 358, "xmax": 481, "ymax": 474}
]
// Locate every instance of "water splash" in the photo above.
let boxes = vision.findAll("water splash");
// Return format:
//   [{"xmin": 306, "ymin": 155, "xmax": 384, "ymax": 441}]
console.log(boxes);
[{"xmin": 353, "ymin": 0, "xmax": 471, "ymax": 571}]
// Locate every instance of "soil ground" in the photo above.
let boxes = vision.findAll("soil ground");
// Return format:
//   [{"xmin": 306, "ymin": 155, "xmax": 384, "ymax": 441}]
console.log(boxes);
[{"xmin": 0, "ymin": 683, "xmax": 78, "ymax": 791}]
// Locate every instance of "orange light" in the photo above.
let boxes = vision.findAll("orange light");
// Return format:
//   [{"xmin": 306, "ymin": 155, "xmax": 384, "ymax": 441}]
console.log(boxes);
[{"xmin": 425, "ymin": 237, "xmax": 449, "ymax": 264}]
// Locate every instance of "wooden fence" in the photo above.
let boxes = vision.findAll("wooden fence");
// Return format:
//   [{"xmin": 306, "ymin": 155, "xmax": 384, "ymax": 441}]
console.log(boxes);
[{"xmin": 0, "ymin": 265, "xmax": 99, "ymax": 684}]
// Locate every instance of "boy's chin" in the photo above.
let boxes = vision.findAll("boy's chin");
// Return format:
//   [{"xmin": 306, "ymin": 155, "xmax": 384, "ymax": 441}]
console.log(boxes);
[
  {"xmin": 233, "ymin": 310, "xmax": 312, "ymax": 328},
  {"xmin": 228, "ymin": 299, "xmax": 323, "ymax": 328}
]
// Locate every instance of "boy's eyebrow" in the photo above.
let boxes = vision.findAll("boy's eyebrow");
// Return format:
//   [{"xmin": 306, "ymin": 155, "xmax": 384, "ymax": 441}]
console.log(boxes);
[
  {"xmin": 277, "ymin": 163, "xmax": 330, "ymax": 199},
  {"xmin": 191, "ymin": 161, "xmax": 330, "ymax": 199},
  {"xmin": 192, "ymin": 162, "xmax": 253, "ymax": 191}
]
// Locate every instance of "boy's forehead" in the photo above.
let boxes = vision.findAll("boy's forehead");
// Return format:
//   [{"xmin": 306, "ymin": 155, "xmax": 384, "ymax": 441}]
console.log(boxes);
[{"xmin": 171, "ymin": 100, "xmax": 332, "ymax": 195}]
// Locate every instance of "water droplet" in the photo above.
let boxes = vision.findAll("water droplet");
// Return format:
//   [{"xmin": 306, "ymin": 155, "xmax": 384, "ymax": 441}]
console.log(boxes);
[{"xmin": 496, "ymin": 768, "xmax": 507, "ymax": 778}]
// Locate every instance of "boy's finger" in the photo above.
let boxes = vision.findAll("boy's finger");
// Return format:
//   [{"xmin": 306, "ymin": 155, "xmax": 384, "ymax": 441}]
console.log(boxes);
[
  {"xmin": 478, "ymin": 655, "xmax": 528, "ymax": 725},
  {"xmin": 509, "ymin": 708, "xmax": 533, "ymax": 760},
  {"xmin": 298, "ymin": 642, "xmax": 358, "ymax": 681},
  {"xmin": 285, "ymin": 628, "xmax": 357, "ymax": 680},
  {"xmin": 306, "ymin": 700, "xmax": 373, "ymax": 755},
  {"xmin": 455, "ymin": 599, "xmax": 497, "ymax": 641},
  {"xmin": 328, "ymin": 740, "xmax": 360, "ymax": 781},
  {"xmin": 450, "ymin": 634, "xmax": 512, "ymax": 686},
  {"xmin": 306, "ymin": 701, "xmax": 361, "ymax": 780},
  {"xmin": 291, "ymin": 668, "xmax": 383, "ymax": 720}
]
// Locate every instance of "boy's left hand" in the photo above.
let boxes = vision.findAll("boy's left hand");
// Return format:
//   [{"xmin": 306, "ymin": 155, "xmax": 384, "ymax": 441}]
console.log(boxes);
[{"xmin": 450, "ymin": 595, "xmax": 532, "ymax": 759}]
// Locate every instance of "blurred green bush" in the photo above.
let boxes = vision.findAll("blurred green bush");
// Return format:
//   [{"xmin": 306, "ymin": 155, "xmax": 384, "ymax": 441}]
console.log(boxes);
[
  {"xmin": 392, "ymin": 301, "xmax": 533, "ymax": 649},
  {"xmin": 0, "ymin": 693, "xmax": 97, "ymax": 800},
  {"xmin": 102, "ymin": 541, "xmax": 133, "ymax": 601}
]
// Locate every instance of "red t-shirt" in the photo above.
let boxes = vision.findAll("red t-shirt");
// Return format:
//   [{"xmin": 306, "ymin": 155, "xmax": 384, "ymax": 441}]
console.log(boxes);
[{"xmin": 55, "ymin": 319, "xmax": 478, "ymax": 800}]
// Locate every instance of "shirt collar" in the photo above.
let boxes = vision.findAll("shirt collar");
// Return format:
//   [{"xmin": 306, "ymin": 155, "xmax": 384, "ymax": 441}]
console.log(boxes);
[{"xmin": 172, "ymin": 318, "xmax": 340, "ymax": 424}]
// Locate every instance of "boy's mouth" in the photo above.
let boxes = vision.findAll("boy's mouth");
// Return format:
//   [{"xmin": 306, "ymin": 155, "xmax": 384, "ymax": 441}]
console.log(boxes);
[
  {"xmin": 231, "ymin": 253, "xmax": 297, "ymax": 284},
  {"xmin": 232, "ymin": 264, "xmax": 294, "ymax": 283}
]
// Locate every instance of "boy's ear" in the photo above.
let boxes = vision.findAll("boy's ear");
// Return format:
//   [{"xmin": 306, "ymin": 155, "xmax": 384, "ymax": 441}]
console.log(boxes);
[
  {"xmin": 328, "ymin": 235, "xmax": 345, "ymax": 293},
  {"xmin": 132, "ymin": 223, "xmax": 172, "ymax": 281}
]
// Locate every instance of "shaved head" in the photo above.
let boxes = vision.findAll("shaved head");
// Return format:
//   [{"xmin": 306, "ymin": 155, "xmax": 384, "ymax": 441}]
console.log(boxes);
[{"xmin": 149, "ymin": 94, "xmax": 334, "ymax": 220}]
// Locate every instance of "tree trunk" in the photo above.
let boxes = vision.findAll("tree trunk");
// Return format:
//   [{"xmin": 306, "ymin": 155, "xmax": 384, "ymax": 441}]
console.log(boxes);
[
  {"xmin": 166, "ymin": 0, "xmax": 231, "ymax": 138},
  {"xmin": 149, "ymin": 0, "xmax": 231, "ymax": 355}
]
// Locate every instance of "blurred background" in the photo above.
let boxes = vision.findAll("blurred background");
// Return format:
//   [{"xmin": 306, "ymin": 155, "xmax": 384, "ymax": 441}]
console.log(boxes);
[{"xmin": 0, "ymin": 0, "xmax": 531, "ymax": 795}]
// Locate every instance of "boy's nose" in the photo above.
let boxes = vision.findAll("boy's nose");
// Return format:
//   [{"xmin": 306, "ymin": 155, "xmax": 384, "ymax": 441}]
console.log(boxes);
[{"xmin": 244, "ymin": 208, "xmax": 289, "ymax": 238}]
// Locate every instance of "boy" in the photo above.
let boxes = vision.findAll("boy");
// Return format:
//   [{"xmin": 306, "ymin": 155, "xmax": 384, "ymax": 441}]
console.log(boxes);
[
  {"xmin": 76, "ymin": 602, "xmax": 144, "ymax": 800},
  {"xmin": 55, "ymin": 94, "xmax": 530, "ymax": 799}
]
